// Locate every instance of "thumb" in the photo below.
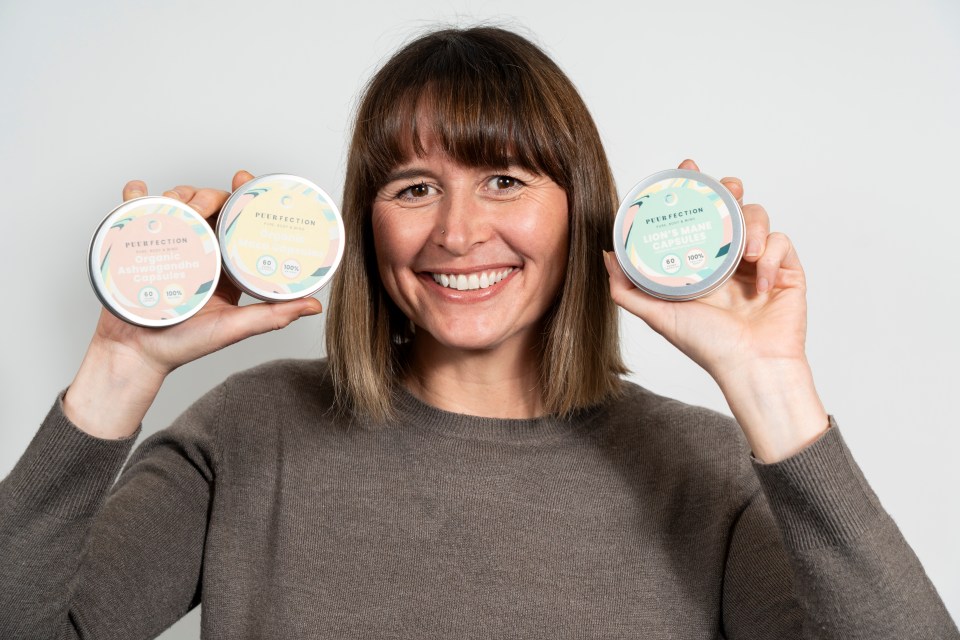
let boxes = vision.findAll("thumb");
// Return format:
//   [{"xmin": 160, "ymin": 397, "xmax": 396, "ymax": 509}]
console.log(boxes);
[
  {"xmin": 602, "ymin": 251, "xmax": 674, "ymax": 333},
  {"xmin": 232, "ymin": 169, "xmax": 256, "ymax": 191},
  {"xmin": 213, "ymin": 298, "xmax": 323, "ymax": 345}
]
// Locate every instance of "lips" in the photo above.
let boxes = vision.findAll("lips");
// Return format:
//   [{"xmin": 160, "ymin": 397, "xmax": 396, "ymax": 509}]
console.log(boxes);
[{"xmin": 430, "ymin": 267, "xmax": 515, "ymax": 291}]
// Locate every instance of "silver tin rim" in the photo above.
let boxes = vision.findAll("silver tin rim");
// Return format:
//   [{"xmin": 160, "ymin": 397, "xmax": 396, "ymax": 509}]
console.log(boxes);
[
  {"xmin": 87, "ymin": 195, "xmax": 222, "ymax": 327},
  {"xmin": 612, "ymin": 169, "xmax": 745, "ymax": 302},
  {"xmin": 216, "ymin": 173, "xmax": 345, "ymax": 303}
]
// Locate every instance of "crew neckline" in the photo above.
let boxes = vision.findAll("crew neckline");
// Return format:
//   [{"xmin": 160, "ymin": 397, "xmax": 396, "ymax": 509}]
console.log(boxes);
[{"xmin": 392, "ymin": 384, "xmax": 605, "ymax": 445}]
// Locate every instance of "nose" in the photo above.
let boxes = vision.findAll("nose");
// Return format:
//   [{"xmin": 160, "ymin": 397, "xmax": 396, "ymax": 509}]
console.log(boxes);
[{"xmin": 433, "ymin": 186, "xmax": 491, "ymax": 255}]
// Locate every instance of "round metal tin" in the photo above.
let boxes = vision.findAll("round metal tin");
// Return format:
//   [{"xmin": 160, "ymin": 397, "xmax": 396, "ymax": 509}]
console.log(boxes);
[
  {"xmin": 612, "ymin": 169, "xmax": 745, "ymax": 301},
  {"xmin": 216, "ymin": 174, "xmax": 345, "ymax": 302},
  {"xmin": 88, "ymin": 196, "xmax": 222, "ymax": 327}
]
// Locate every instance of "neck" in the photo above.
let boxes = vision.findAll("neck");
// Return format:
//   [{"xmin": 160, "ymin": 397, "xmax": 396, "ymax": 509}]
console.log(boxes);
[{"xmin": 404, "ymin": 332, "xmax": 545, "ymax": 419}]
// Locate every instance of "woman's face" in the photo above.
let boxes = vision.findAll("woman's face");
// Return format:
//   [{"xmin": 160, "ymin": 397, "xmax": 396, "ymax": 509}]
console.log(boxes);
[{"xmin": 371, "ymin": 141, "xmax": 569, "ymax": 354}]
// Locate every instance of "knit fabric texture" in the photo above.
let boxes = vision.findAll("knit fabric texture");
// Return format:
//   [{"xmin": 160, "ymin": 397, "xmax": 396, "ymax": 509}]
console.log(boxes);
[{"xmin": 1, "ymin": 358, "xmax": 957, "ymax": 639}]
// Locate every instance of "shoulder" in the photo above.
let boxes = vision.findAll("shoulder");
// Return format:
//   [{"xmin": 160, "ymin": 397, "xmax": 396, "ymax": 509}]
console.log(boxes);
[
  {"xmin": 210, "ymin": 358, "xmax": 343, "ymax": 475},
  {"xmin": 590, "ymin": 379, "xmax": 756, "ymax": 497},
  {"xmin": 215, "ymin": 358, "xmax": 339, "ymax": 438},
  {"xmin": 603, "ymin": 378, "xmax": 744, "ymax": 440},
  {"xmin": 221, "ymin": 357, "xmax": 334, "ymax": 407}
]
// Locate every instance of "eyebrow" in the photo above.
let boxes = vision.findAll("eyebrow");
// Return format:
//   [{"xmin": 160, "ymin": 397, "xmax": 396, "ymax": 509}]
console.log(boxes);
[
  {"xmin": 381, "ymin": 159, "xmax": 524, "ymax": 186},
  {"xmin": 382, "ymin": 168, "xmax": 439, "ymax": 185}
]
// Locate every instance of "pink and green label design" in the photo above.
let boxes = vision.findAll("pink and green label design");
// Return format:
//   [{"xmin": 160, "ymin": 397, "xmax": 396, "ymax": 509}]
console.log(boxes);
[
  {"xmin": 219, "ymin": 176, "xmax": 342, "ymax": 298},
  {"xmin": 619, "ymin": 177, "xmax": 734, "ymax": 286},
  {"xmin": 95, "ymin": 201, "xmax": 219, "ymax": 322}
]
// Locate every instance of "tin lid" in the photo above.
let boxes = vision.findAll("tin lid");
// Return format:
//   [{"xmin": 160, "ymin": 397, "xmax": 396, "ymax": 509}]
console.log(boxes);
[
  {"xmin": 88, "ymin": 196, "xmax": 222, "ymax": 327},
  {"xmin": 216, "ymin": 174, "xmax": 345, "ymax": 302},
  {"xmin": 612, "ymin": 169, "xmax": 745, "ymax": 301}
]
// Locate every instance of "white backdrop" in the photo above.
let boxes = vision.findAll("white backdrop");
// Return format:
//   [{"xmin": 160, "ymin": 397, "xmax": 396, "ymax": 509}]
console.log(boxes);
[{"xmin": 2, "ymin": 0, "xmax": 958, "ymax": 635}]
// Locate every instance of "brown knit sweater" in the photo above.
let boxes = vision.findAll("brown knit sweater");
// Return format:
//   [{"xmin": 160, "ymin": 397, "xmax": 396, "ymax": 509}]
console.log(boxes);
[{"xmin": 1, "ymin": 358, "xmax": 956, "ymax": 639}]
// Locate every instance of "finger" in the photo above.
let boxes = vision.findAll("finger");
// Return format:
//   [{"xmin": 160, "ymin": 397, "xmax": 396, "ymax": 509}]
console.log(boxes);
[
  {"xmin": 212, "ymin": 298, "xmax": 323, "ymax": 346},
  {"xmin": 232, "ymin": 169, "xmax": 255, "ymax": 192},
  {"xmin": 721, "ymin": 176, "xmax": 744, "ymax": 206},
  {"xmin": 741, "ymin": 203, "xmax": 770, "ymax": 262},
  {"xmin": 602, "ymin": 251, "xmax": 674, "ymax": 334},
  {"xmin": 755, "ymin": 232, "xmax": 803, "ymax": 293},
  {"xmin": 678, "ymin": 158, "xmax": 700, "ymax": 172},
  {"xmin": 162, "ymin": 185, "xmax": 198, "ymax": 202},
  {"xmin": 186, "ymin": 187, "xmax": 231, "ymax": 219},
  {"xmin": 123, "ymin": 180, "xmax": 147, "ymax": 202}
]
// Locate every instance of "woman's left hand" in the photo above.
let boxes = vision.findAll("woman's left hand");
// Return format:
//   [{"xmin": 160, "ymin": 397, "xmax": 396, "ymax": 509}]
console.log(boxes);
[{"xmin": 604, "ymin": 159, "xmax": 829, "ymax": 462}]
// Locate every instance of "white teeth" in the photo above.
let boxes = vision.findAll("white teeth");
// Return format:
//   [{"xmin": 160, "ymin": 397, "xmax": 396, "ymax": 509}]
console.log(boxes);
[{"xmin": 430, "ymin": 267, "xmax": 514, "ymax": 291}]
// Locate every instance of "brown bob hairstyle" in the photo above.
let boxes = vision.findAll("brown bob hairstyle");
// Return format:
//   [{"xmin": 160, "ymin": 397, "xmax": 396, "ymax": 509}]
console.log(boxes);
[{"xmin": 325, "ymin": 25, "xmax": 626, "ymax": 422}]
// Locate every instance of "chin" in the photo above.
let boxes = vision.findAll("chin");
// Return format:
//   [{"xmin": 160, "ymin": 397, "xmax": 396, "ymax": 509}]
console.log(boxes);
[{"xmin": 417, "ymin": 322, "xmax": 526, "ymax": 354}]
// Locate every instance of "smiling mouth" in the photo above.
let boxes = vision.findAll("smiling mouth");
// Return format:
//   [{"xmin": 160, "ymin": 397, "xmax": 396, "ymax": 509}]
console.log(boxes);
[{"xmin": 430, "ymin": 267, "xmax": 515, "ymax": 291}]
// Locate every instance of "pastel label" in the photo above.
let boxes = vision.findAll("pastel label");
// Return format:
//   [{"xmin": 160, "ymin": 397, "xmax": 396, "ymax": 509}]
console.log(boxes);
[
  {"xmin": 220, "ymin": 177, "xmax": 341, "ymax": 297},
  {"xmin": 619, "ymin": 177, "xmax": 733, "ymax": 287},
  {"xmin": 96, "ymin": 202, "xmax": 218, "ymax": 322}
]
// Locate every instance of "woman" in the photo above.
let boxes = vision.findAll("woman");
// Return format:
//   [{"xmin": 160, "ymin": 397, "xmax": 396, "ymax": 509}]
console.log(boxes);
[{"xmin": 1, "ymin": 26, "xmax": 956, "ymax": 639}]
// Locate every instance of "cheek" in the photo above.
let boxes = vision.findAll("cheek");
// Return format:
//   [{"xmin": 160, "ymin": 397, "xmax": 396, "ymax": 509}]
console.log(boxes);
[
  {"xmin": 371, "ymin": 207, "xmax": 431, "ymax": 305},
  {"xmin": 528, "ymin": 192, "xmax": 570, "ymax": 273}
]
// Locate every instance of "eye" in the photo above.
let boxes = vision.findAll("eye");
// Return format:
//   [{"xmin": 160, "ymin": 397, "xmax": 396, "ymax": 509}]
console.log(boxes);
[
  {"xmin": 395, "ymin": 182, "xmax": 437, "ymax": 201},
  {"xmin": 485, "ymin": 175, "xmax": 524, "ymax": 193}
]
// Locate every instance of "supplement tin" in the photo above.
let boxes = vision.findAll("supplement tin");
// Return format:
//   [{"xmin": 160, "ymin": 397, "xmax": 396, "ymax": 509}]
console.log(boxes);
[
  {"xmin": 88, "ymin": 196, "xmax": 222, "ymax": 327},
  {"xmin": 613, "ymin": 169, "xmax": 745, "ymax": 301},
  {"xmin": 216, "ymin": 174, "xmax": 345, "ymax": 302}
]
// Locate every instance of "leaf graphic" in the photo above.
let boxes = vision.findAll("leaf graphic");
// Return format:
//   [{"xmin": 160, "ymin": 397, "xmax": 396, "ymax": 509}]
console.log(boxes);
[
  {"xmin": 715, "ymin": 243, "xmax": 730, "ymax": 258},
  {"xmin": 311, "ymin": 267, "xmax": 330, "ymax": 277},
  {"xmin": 100, "ymin": 247, "xmax": 111, "ymax": 276},
  {"xmin": 110, "ymin": 217, "xmax": 134, "ymax": 230},
  {"xmin": 224, "ymin": 212, "xmax": 242, "ymax": 237},
  {"xmin": 194, "ymin": 281, "xmax": 213, "ymax": 295}
]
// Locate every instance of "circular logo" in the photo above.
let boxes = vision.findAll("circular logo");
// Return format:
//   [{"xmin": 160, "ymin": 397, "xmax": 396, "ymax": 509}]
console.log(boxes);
[
  {"xmin": 661, "ymin": 254, "xmax": 681, "ymax": 274},
  {"xmin": 138, "ymin": 286, "xmax": 160, "ymax": 307},
  {"xmin": 686, "ymin": 248, "xmax": 706, "ymax": 269},
  {"xmin": 257, "ymin": 255, "xmax": 278, "ymax": 276},
  {"xmin": 282, "ymin": 259, "xmax": 301, "ymax": 279}
]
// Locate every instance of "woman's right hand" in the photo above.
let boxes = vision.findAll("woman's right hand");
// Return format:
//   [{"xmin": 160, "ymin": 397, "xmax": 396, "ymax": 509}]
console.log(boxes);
[{"xmin": 63, "ymin": 170, "xmax": 322, "ymax": 440}]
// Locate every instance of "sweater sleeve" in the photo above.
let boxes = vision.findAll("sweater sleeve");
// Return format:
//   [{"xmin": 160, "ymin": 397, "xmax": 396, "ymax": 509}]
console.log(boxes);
[
  {"xmin": 721, "ymin": 416, "xmax": 959, "ymax": 639},
  {"xmin": 0, "ymin": 383, "xmax": 224, "ymax": 640}
]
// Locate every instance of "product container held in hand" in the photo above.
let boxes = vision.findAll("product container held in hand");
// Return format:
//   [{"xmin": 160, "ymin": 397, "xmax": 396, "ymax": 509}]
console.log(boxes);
[{"xmin": 612, "ymin": 169, "xmax": 744, "ymax": 301}]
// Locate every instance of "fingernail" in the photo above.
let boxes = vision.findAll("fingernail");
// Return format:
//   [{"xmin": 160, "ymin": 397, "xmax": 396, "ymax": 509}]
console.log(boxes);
[
  {"xmin": 757, "ymin": 277, "xmax": 770, "ymax": 293},
  {"xmin": 129, "ymin": 188, "xmax": 144, "ymax": 197},
  {"xmin": 299, "ymin": 303, "xmax": 321, "ymax": 317},
  {"xmin": 745, "ymin": 240, "xmax": 761, "ymax": 258}
]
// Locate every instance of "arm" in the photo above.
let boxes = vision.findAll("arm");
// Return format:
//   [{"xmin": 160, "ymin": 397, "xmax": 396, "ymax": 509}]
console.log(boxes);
[
  {"xmin": 0, "ymin": 384, "xmax": 223, "ymax": 639},
  {"xmin": 722, "ymin": 419, "xmax": 959, "ymax": 639},
  {"xmin": 0, "ymin": 171, "xmax": 320, "ymax": 638},
  {"xmin": 605, "ymin": 158, "xmax": 958, "ymax": 635}
]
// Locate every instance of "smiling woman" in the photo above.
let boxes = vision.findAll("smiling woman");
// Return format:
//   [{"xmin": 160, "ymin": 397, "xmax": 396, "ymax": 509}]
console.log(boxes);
[
  {"xmin": 1, "ymin": 22, "xmax": 957, "ymax": 640},
  {"xmin": 326, "ymin": 27, "xmax": 626, "ymax": 422},
  {"xmin": 370, "ymin": 152, "xmax": 570, "ymax": 415}
]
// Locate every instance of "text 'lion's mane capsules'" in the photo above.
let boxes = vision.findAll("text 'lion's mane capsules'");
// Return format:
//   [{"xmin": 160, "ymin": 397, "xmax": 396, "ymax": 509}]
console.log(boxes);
[
  {"xmin": 88, "ymin": 196, "xmax": 222, "ymax": 327},
  {"xmin": 613, "ymin": 169, "xmax": 745, "ymax": 301},
  {"xmin": 216, "ymin": 174, "xmax": 345, "ymax": 302}
]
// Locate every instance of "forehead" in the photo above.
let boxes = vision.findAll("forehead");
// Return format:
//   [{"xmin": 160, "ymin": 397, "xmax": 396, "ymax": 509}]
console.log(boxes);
[
  {"xmin": 391, "ymin": 102, "xmax": 527, "ymax": 169},
  {"xmin": 384, "ymin": 126, "xmax": 520, "ymax": 176},
  {"xmin": 364, "ymin": 79, "xmax": 560, "ymax": 191}
]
